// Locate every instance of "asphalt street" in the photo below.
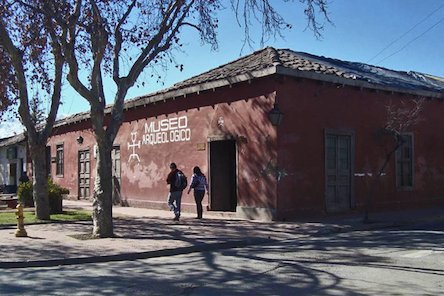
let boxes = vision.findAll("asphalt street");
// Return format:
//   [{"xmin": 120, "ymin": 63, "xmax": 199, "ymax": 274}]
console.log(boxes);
[{"xmin": 1, "ymin": 221, "xmax": 443, "ymax": 295}]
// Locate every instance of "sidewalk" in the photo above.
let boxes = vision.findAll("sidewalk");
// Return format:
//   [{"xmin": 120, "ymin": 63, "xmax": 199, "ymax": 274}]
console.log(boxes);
[{"xmin": 1, "ymin": 200, "xmax": 444, "ymax": 268}]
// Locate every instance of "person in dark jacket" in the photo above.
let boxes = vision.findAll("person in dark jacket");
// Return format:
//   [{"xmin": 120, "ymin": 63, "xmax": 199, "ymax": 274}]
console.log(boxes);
[
  {"xmin": 166, "ymin": 162, "xmax": 184, "ymax": 221},
  {"xmin": 187, "ymin": 166, "xmax": 209, "ymax": 219}
]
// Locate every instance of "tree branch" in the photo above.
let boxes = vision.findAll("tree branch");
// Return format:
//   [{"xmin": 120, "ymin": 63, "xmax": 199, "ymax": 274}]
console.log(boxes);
[
  {"xmin": 89, "ymin": 0, "xmax": 108, "ymax": 105},
  {"xmin": 113, "ymin": 0, "xmax": 137, "ymax": 84},
  {"xmin": 64, "ymin": 0, "xmax": 94, "ymax": 103},
  {"xmin": 107, "ymin": 1, "xmax": 195, "ymax": 141},
  {"xmin": 181, "ymin": 21, "xmax": 201, "ymax": 31},
  {"xmin": 40, "ymin": 9, "xmax": 64, "ymax": 142},
  {"xmin": 0, "ymin": 19, "xmax": 36, "ymax": 139},
  {"xmin": 127, "ymin": 0, "xmax": 194, "ymax": 85}
]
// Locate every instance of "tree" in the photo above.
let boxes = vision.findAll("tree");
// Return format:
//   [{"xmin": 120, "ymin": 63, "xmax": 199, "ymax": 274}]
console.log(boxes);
[
  {"xmin": 0, "ymin": 1, "xmax": 65, "ymax": 219},
  {"xmin": 32, "ymin": 0, "xmax": 330, "ymax": 237},
  {"xmin": 0, "ymin": 45, "xmax": 16, "ymax": 120},
  {"xmin": 363, "ymin": 99, "xmax": 424, "ymax": 222}
]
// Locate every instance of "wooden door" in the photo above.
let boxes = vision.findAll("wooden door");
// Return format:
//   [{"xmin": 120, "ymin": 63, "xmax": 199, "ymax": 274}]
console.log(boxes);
[
  {"xmin": 112, "ymin": 146, "xmax": 121, "ymax": 204},
  {"xmin": 78, "ymin": 150, "xmax": 91, "ymax": 199},
  {"xmin": 325, "ymin": 133, "xmax": 353, "ymax": 213},
  {"xmin": 9, "ymin": 163, "xmax": 17, "ymax": 186},
  {"xmin": 209, "ymin": 140, "xmax": 237, "ymax": 212}
]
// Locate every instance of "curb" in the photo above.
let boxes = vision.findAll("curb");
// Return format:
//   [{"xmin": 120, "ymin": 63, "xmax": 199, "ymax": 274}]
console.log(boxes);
[
  {"xmin": 315, "ymin": 215, "xmax": 444, "ymax": 236},
  {"xmin": 0, "ymin": 237, "xmax": 276, "ymax": 269}
]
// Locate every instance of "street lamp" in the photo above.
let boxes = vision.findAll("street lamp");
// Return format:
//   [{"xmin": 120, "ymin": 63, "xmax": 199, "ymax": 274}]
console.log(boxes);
[{"xmin": 76, "ymin": 136, "xmax": 84, "ymax": 144}]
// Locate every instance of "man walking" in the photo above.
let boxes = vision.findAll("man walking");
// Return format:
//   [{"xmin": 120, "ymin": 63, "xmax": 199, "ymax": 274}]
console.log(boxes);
[{"xmin": 166, "ymin": 162, "xmax": 186, "ymax": 221}]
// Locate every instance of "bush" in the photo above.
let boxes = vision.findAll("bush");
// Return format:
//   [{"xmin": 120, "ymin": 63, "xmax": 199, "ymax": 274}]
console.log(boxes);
[
  {"xmin": 17, "ymin": 179, "xmax": 70, "ymax": 213},
  {"xmin": 48, "ymin": 178, "xmax": 70, "ymax": 214},
  {"xmin": 48, "ymin": 178, "xmax": 70, "ymax": 195},
  {"xmin": 17, "ymin": 181, "xmax": 34, "ymax": 207}
]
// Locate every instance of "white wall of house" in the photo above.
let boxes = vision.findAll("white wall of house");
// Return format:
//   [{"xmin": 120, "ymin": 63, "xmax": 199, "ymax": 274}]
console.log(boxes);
[{"xmin": 0, "ymin": 143, "xmax": 27, "ymax": 187}]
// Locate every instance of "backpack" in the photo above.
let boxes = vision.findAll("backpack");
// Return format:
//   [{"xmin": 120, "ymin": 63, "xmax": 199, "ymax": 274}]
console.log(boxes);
[{"xmin": 175, "ymin": 171, "xmax": 188, "ymax": 191}]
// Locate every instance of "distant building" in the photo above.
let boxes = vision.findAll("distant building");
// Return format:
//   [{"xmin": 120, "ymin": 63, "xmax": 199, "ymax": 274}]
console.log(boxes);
[
  {"xmin": 0, "ymin": 133, "xmax": 27, "ymax": 194},
  {"xmin": 7, "ymin": 47, "xmax": 444, "ymax": 220}
]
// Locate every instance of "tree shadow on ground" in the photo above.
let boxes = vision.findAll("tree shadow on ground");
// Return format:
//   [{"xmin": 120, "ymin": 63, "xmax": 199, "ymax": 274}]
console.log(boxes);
[{"xmin": 1, "ymin": 219, "xmax": 443, "ymax": 295}]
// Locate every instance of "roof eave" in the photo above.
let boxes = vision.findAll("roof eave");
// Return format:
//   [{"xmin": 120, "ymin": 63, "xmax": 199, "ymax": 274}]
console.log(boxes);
[
  {"xmin": 56, "ymin": 63, "xmax": 444, "ymax": 127},
  {"xmin": 275, "ymin": 66, "xmax": 444, "ymax": 99},
  {"xmin": 0, "ymin": 134, "xmax": 26, "ymax": 147},
  {"xmin": 125, "ymin": 67, "xmax": 278, "ymax": 110}
]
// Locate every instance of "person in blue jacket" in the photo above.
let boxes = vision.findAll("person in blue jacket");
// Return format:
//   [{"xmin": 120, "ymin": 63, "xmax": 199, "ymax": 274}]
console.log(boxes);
[{"xmin": 187, "ymin": 166, "xmax": 209, "ymax": 219}]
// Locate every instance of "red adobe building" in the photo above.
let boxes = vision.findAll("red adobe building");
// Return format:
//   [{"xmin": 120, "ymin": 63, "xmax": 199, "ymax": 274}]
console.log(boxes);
[{"xmin": 46, "ymin": 47, "xmax": 444, "ymax": 220}]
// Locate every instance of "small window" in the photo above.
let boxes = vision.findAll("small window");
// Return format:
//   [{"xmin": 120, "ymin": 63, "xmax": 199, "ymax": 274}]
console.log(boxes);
[
  {"xmin": 56, "ymin": 144, "xmax": 64, "ymax": 176},
  {"xmin": 396, "ymin": 134, "xmax": 413, "ymax": 189},
  {"xmin": 6, "ymin": 147, "xmax": 17, "ymax": 160}
]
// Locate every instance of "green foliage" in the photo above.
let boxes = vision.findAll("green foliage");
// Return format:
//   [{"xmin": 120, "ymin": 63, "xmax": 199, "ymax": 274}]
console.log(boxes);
[
  {"xmin": 0, "ymin": 211, "xmax": 36, "ymax": 224},
  {"xmin": 48, "ymin": 178, "xmax": 70, "ymax": 214},
  {"xmin": 29, "ymin": 93, "xmax": 47, "ymax": 127},
  {"xmin": 48, "ymin": 178, "xmax": 70, "ymax": 196},
  {"xmin": 17, "ymin": 178, "xmax": 70, "ymax": 213},
  {"xmin": 17, "ymin": 181, "xmax": 33, "ymax": 207},
  {"xmin": 46, "ymin": 210, "xmax": 91, "ymax": 222},
  {"xmin": 0, "ymin": 210, "xmax": 91, "ymax": 225}
]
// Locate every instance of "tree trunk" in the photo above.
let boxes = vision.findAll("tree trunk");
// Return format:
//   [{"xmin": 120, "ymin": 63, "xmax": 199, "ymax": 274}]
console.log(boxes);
[
  {"xmin": 363, "ymin": 144, "xmax": 399, "ymax": 223},
  {"xmin": 32, "ymin": 145, "xmax": 50, "ymax": 220},
  {"xmin": 92, "ymin": 141, "xmax": 114, "ymax": 237}
]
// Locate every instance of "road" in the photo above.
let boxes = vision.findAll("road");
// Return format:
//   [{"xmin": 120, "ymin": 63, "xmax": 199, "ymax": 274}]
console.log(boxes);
[{"xmin": 1, "ymin": 221, "xmax": 443, "ymax": 295}]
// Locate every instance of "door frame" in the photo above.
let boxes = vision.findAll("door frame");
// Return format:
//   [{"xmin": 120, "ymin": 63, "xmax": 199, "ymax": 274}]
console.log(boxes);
[
  {"xmin": 8, "ymin": 162, "xmax": 17, "ymax": 186},
  {"xmin": 78, "ymin": 149, "xmax": 91, "ymax": 199},
  {"xmin": 207, "ymin": 135, "xmax": 238, "ymax": 212},
  {"xmin": 324, "ymin": 129, "xmax": 356, "ymax": 212},
  {"xmin": 111, "ymin": 145, "xmax": 122, "ymax": 205}
]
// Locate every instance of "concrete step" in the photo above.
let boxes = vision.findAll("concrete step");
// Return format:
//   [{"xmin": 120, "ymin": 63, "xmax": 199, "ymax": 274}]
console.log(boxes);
[{"xmin": 0, "ymin": 194, "xmax": 18, "ymax": 209}]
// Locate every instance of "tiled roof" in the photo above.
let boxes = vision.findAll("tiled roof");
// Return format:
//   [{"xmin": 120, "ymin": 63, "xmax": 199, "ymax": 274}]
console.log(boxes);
[
  {"xmin": 0, "ymin": 133, "xmax": 26, "ymax": 147},
  {"xmin": 128, "ymin": 47, "xmax": 444, "ymax": 104},
  {"xmin": 278, "ymin": 49, "xmax": 444, "ymax": 93},
  {"xmin": 170, "ymin": 47, "xmax": 279, "ymax": 89},
  {"xmin": 56, "ymin": 47, "xmax": 444, "ymax": 126}
]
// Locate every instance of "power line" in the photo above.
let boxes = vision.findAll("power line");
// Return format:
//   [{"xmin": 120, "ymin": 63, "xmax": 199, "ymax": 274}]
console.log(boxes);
[
  {"xmin": 366, "ymin": 2, "xmax": 444, "ymax": 63},
  {"xmin": 376, "ymin": 15, "xmax": 444, "ymax": 64}
]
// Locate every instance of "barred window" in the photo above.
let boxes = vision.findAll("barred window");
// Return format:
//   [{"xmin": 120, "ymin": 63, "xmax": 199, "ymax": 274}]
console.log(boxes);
[
  {"xmin": 396, "ymin": 134, "xmax": 413, "ymax": 189},
  {"xmin": 46, "ymin": 146, "xmax": 51, "ymax": 177},
  {"xmin": 56, "ymin": 144, "xmax": 64, "ymax": 176}
]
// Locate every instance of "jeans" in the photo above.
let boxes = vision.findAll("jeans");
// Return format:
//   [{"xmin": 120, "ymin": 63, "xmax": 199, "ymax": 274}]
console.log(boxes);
[
  {"xmin": 167, "ymin": 191, "xmax": 182, "ymax": 217},
  {"xmin": 194, "ymin": 190, "xmax": 205, "ymax": 218}
]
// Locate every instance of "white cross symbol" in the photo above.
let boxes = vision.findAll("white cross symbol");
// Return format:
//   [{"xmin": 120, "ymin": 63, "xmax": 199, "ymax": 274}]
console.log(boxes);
[{"xmin": 128, "ymin": 132, "xmax": 141, "ymax": 162}]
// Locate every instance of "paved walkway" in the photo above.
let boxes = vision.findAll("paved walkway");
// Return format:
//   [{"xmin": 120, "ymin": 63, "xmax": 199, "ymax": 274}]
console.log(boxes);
[{"xmin": 1, "ymin": 200, "xmax": 444, "ymax": 268}]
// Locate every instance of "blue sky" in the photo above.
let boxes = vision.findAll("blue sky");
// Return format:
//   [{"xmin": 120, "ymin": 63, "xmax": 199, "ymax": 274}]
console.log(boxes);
[{"xmin": 2, "ymin": 0, "xmax": 444, "ymax": 137}]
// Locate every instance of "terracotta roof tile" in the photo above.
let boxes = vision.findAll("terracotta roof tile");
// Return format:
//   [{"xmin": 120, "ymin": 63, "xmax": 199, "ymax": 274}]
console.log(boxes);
[
  {"xmin": 133, "ymin": 47, "xmax": 444, "ymax": 101},
  {"xmin": 55, "ymin": 47, "xmax": 444, "ymax": 127}
]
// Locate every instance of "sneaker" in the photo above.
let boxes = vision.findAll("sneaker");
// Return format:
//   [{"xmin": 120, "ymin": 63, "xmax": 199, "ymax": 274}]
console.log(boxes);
[{"xmin": 173, "ymin": 216, "xmax": 180, "ymax": 221}]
